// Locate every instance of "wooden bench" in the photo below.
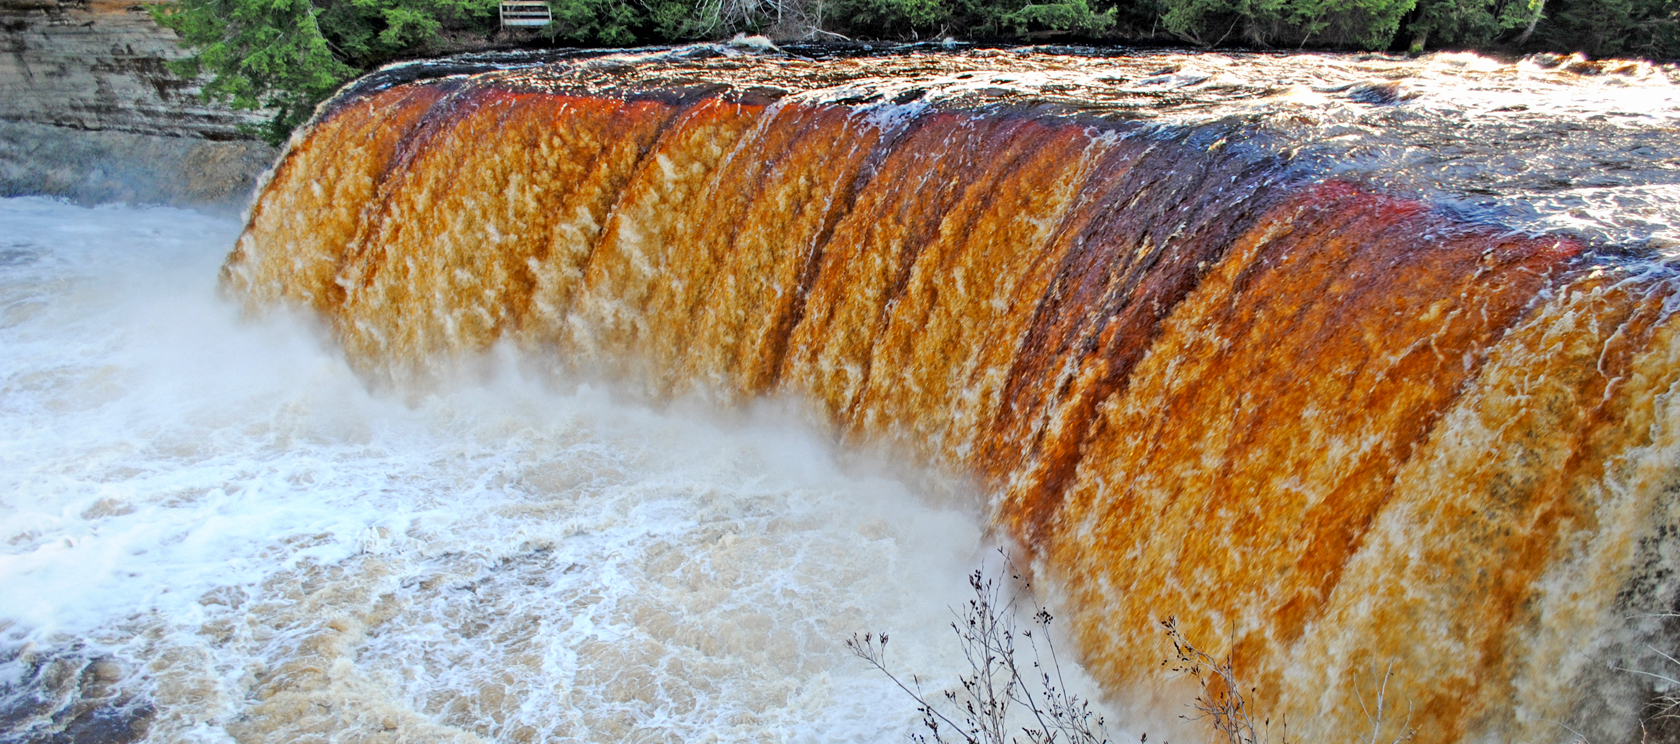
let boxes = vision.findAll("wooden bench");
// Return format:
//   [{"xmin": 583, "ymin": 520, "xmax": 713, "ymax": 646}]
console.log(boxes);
[{"xmin": 499, "ymin": 1, "xmax": 551, "ymax": 27}]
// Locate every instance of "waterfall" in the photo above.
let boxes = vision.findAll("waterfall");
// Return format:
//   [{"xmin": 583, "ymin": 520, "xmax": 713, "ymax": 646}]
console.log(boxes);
[{"xmin": 225, "ymin": 47, "xmax": 1680, "ymax": 744}]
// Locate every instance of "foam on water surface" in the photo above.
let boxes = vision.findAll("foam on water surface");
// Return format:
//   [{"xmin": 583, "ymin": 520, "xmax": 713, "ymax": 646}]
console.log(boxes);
[{"xmin": 0, "ymin": 197, "xmax": 1051, "ymax": 743}]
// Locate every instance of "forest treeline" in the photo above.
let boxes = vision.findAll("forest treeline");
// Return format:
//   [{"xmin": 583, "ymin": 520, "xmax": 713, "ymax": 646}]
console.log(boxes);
[{"xmin": 153, "ymin": 0, "xmax": 1678, "ymax": 142}]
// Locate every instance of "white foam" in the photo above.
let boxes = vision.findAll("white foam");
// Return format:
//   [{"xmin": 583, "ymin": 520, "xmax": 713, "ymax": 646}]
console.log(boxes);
[{"xmin": 0, "ymin": 197, "xmax": 1115, "ymax": 742}]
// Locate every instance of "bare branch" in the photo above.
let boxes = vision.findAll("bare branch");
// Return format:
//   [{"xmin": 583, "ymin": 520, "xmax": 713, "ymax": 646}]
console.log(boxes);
[{"xmin": 850, "ymin": 558, "xmax": 1108, "ymax": 744}]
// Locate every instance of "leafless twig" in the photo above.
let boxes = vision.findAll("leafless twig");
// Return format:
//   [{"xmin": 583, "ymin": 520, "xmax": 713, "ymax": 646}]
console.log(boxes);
[
  {"xmin": 1161, "ymin": 620, "xmax": 1414, "ymax": 744},
  {"xmin": 849, "ymin": 551, "xmax": 1109, "ymax": 744}
]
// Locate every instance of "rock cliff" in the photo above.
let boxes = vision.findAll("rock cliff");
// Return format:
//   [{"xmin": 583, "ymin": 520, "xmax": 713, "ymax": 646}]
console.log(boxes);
[{"xmin": 0, "ymin": 0, "xmax": 275, "ymax": 210}]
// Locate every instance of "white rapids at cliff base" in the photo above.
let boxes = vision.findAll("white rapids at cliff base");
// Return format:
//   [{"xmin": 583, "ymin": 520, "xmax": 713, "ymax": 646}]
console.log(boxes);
[{"xmin": 0, "ymin": 197, "xmax": 1103, "ymax": 743}]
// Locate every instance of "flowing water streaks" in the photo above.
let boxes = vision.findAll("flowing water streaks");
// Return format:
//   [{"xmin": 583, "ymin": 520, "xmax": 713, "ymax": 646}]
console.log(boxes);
[{"xmin": 222, "ymin": 46, "xmax": 1680, "ymax": 744}]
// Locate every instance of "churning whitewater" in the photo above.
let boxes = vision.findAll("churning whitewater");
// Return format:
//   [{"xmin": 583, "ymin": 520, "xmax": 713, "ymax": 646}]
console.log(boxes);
[{"xmin": 0, "ymin": 197, "xmax": 1042, "ymax": 743}]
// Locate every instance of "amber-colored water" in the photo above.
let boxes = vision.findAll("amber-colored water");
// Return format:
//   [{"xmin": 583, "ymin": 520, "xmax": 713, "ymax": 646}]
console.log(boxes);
[{"xmin": 224, "ymin": 48, "xmax": 1680, "ymax": 744}]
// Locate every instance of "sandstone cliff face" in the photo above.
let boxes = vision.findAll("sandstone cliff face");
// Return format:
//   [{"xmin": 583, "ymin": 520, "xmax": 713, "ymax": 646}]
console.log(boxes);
[{"xmin": 0, "ymin": 0, "xmax": 275, "ymax": 209}]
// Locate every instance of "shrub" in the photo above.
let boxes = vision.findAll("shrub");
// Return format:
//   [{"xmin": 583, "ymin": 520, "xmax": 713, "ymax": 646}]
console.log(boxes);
[
  {"xmin": 1404, "ymin": 0, "xmax": 1543, "ymax": 50},
  {"xmin": 1529, "ymin": 0, "xmax": 1680, "ymax": 58},
  {"xmin": 824, "ymin": 0, "xmax": 1116, "ymax": 40},
  {"xmin": 1162, "ymin": 618, "xmax": 1414, "ymax": 744},
  {"xmin": 848, "ymin": 554, "xmax": 1110, "ymax": 744},
  {"xmin": 1156, "ymin": 0, "xmax": 1415, "ymax": 49},
  {"xmin": 152, "ymin": 0, "xmax": 356, "ymax": 145},
  {"xmin": 547, "ymin": 0, "xmax": 650, "ymax": 44},
  {"xmin": 850, "ymin": 552, "xmax": 1424, "ymax": 744}
]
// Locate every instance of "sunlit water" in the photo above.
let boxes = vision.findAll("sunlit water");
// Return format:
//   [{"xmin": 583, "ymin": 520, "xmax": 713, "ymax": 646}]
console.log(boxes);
[{"xmin": 0, "ymin": 197, "xmax": 1081, "ymax": 743}]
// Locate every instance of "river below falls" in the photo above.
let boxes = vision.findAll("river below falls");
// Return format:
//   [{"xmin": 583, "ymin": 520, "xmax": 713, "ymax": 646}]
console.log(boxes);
[{"xmin": 0, "ymin": 196, "xmax": 1091, "ymax": 743}]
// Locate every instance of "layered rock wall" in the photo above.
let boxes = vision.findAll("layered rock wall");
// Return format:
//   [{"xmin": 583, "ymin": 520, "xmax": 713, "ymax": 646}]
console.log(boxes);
[{"xmin": 0, "ymin": 0, "xmax": 274, "ymax": 209}]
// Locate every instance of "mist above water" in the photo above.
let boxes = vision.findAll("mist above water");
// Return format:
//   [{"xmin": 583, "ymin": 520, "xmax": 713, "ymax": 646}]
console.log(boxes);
[{"xmin": 0, "ymin": 197, "xmax": 1045, "ymax": 743}]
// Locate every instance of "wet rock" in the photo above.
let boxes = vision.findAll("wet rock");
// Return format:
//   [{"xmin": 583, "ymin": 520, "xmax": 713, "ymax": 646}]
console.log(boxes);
[{"xmin": 0, "ymin": 649, "xmax": 153, "ymax": 744}]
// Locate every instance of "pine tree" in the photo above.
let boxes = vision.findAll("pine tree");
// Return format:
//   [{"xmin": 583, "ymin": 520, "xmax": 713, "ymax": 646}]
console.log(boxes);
[{"xmin": 152, "ymin": 0, "xmax": 500, "ymax": 144}]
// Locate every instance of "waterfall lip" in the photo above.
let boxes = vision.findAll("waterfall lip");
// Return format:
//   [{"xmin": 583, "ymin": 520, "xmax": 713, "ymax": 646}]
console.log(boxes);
[{"xmin": 304, "ymin": 45, "xmax": 1678, "ymax": 254}]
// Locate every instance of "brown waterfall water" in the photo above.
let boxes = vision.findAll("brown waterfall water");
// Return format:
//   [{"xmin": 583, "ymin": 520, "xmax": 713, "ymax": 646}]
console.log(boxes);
[{"xmin": 214, "ymin": 45, "xmax": 1680, "ymax": 744}]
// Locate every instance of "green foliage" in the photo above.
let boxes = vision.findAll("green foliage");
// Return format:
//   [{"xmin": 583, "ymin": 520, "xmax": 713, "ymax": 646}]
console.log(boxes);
[
  {"xmin": 1108, "ymin": 0, "xmax": 1167, "ymax": 36},
  {"xmin": 317, "ymin": 0, "xmax": 501, "ymax": 66},
  {"xmin": 647, "ymin": 0, "xmax": 709, "ymax": 38},
  {"xmin": 546, "ymin": 0, "xmax": 647, "ymax": 43},
  {"xmin": 152, "ymin": 0, "xmax": 1678, "ymax": 150},
  {"xmin": 1406, "ymin": 0, "xmax": 1541, "ymax": 48},
  {"xmin": 1158, "ymin": 0, "xmax": 1417, "ymax": 49},
  {"xmin": 826, "ymin": 0, "xmax": 1115, "ymax": 38},
  {"xmin": 826, "ymin": 0, "xmax": 947, "ymax": 35},
  {"xmin": 153, "ymin": 0, "xmax": 355, "ymax": 144},
  {"xmin": 996, "ymin": 0, "xmax": 1116, "ymax": 36},
  {"xmin": 154, "ymin": 0, "xmax": 499, "ymax": 145},
  {"xmin": 1533, "ymin": 0, "xmax": 1680, "ymax": 58},
  {"xmin": 1144, "ymin": 0, "xmax": 1674, "ymax": 54}
]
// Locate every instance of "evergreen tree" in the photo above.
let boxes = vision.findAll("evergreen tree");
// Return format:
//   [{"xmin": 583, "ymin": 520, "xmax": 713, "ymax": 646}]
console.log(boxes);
[
  {"xmin": 153, "ymin": 0, "xmax": 354, "ymax": 144},
  {"xmin": 153, "ymin": 0, "xmax": 500, "ymax": 144}
]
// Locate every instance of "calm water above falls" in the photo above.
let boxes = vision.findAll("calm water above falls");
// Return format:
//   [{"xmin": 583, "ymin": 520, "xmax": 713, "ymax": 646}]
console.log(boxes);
[{"xmin": 0, "ymin": 197, "xmax": 1012, "ymax": 743}]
